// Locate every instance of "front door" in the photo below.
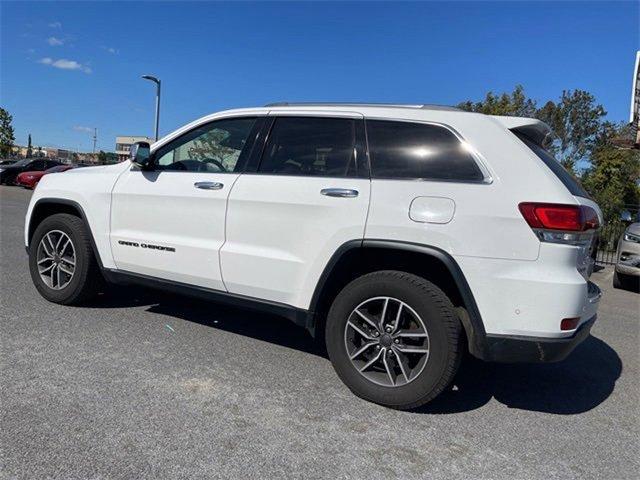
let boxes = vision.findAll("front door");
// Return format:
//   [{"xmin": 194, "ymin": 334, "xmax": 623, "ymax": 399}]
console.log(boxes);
[
  {"xmin": 110, "ymin": 116, "xmax": 261, "ymax": 290},
  {"xmin": 220, "ymin": 113, "xmax": 371, "ymax": 308}
]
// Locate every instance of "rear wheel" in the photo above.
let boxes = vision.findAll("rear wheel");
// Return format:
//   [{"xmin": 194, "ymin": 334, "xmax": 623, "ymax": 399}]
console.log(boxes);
[
  {"xmin": 29, "ymin": 213, "xmax": 103, "ymax": 304},
  {"xmin": 325, "ymin": 270, "xmax": 462, "ymax": 410}
]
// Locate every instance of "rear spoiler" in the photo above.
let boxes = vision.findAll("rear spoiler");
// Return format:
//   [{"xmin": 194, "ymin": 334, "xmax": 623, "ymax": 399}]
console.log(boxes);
[{"xmin": 490, "ymin": 116, "xmax": 552, "ymax": 146}]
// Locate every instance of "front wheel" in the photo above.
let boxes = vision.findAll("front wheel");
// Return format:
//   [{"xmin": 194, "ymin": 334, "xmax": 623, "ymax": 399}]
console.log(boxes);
[
  {"xmin": 29, "ymin": 213, "xmax": 103, "ymax": 304},
  {"xmin": 325, "ymin": 270, "xmax": 462, "ymax": 410}
]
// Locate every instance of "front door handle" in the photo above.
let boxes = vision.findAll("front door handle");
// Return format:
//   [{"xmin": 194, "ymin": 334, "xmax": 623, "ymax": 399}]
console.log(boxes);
[
  {"xmin": 321, "ymin": 188, "xmax": 359, "ymax": 198},
  {"xmin": 194, "ymin": 181, "xmax": 224, "ymax": 190}
]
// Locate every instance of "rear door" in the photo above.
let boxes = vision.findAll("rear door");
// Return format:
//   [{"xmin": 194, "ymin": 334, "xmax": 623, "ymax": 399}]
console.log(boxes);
[
  {"xmin": 110, "ymin": 116, "xmax": 262, "ymax": 290},
  {"xmin": 220, "ymin": 112, "xmax": 370, "ymax": 308}
]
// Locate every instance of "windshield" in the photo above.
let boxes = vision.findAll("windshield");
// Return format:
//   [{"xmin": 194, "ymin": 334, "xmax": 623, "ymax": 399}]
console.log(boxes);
[
  {"xmin": 513, "ymin": 131, "xmax": 591, "ymax": 199},
  {"xmin": 9, "ymin": 158, "xmax": 31, "ymax": 167}
]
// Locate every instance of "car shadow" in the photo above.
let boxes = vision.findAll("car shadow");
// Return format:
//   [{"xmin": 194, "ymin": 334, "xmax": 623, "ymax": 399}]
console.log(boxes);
[
  {"xmin": 87, "ymin": 285, "xmax": 622, "ymax": 415},
  {"xmin": 88, "ymin": 285, "xmax": 323, "ymax": 357},
  {"xmin": 420, "ymin": 335, "xmax": 622, "ymax": 415}
]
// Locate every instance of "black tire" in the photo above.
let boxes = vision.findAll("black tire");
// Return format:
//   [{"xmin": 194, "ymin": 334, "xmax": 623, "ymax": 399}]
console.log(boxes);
[
  {"xmin": 613, "ymin": 271, "xmax": 640, "ymax": 293},
  {"xmin": 325, "ymin": 270, "xmax": 462, "ymax": 410},
  {"xmin": 29, "ymin": 213, "xmax": 103, "ymax": 304}
]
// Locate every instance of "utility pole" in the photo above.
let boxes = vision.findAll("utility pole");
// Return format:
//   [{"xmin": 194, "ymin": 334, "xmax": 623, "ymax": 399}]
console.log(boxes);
[
  {"xmin": 142, "ymin": 75, "xmax": 161, "ymax": 141},
  {"xmin": 92, "ymin": 128, "xmax": 97, "ymax": 153}
]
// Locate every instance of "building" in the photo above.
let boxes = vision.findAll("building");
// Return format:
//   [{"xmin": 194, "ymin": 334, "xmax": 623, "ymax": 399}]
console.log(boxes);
[
  {"xmin": 10, "ymin": 145, "xmax": 75, "ymax": 162},
  {"xmin": 43, "ymin": 147, "xmax": 74, "ymax": 162},
  {"xmin": 115, "ymin": 136, "xmax": 155, "ymax": 162}
]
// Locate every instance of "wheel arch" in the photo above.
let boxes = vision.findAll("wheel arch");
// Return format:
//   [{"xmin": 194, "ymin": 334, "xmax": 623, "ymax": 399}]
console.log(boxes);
[
  {"xmin": 308, "ymin": 239, "xmax": 487, "ymax": 358},
  {"xmin": 27, "ymin": 198, "xmax": 104, "ymax": 269}
]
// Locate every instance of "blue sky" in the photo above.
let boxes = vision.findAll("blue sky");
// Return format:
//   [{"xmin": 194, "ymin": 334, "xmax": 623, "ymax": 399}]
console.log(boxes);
[{"xmin": 1, "ymin": 1, "xmax": 638, "ymax": 152}]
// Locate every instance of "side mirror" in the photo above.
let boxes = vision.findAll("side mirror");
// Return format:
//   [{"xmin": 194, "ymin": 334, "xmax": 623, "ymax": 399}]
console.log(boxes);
[{"xmin": 130, "ymin": 142, "xmax": 152, "ymax": 169}]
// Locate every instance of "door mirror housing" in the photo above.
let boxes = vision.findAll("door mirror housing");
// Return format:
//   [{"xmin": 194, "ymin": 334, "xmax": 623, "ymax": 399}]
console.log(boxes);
[{"xmin": 130, "ymin": 142, "xmax": 152, "ymax": 169}]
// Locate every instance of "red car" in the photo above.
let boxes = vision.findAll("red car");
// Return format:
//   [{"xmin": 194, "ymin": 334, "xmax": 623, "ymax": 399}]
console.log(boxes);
[{"xmin": 16, "ymin": 164, "xmax": 74, "ymax": 189}]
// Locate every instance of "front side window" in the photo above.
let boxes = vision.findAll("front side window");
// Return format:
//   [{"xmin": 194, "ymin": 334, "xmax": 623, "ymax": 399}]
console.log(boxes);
[
  {"xmin": 367, "ymin": 120, "xmax": 485, "ymax": 182},
  {"xmin": 154, "ymin": 117, "xmax": 257, "ymax": 173},
  {"xmin": 258, "ymin": 117, "xmax": 358, "ymax": 177}
]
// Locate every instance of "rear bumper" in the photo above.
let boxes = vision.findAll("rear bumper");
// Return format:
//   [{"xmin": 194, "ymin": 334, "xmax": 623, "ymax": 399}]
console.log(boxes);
[
  {"xmin": 481, "ymin": 314, "xmax": 596, "ymax": 363},
  {"xmin": 471, "ymin": 281, "xmax": 601, "ymax": 363},
  {"xmin": 615, "ymin": 263, "xmax": 640, "ymax": 277}
]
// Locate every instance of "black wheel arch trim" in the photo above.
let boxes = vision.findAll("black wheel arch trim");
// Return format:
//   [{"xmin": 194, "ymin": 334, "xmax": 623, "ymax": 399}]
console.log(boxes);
[
  {"xmin": 308, "ymin": 239, "xmax": 488, "ymax": 358},
  {"xmin": 27, "ymin": 198, "xmax": 105, "ymax": 269}
]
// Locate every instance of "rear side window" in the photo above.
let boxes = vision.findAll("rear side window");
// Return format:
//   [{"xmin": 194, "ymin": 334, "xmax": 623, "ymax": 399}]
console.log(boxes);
[
  {"xmin": 513, "ymin": 132, "xmax": 590, "ymax": 198},
  {"xmin": 259, "ymin": 117, "xmax": 358, "ymax": 177},
  {"xmin": 366, "ymin": 120, "xmax": 485, "ymax": 182}
]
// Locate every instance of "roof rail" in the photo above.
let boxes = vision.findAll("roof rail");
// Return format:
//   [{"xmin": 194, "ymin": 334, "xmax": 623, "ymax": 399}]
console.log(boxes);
[{"xmin": 263, "ymin": 102, "xmax": 462, "ymax": 111}]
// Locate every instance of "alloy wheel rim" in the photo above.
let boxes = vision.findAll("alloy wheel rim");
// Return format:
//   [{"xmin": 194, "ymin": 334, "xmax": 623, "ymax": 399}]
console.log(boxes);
[
  {"xmin": 344, "ymin": 297, "xmax": 430, "ymax": 387},
  {"xmin": 344, "ymin": 296, "xmax": 430, "ymax": 387},
  {"xmin": 37, "ymin": 230, "xmax": 76, "ymax": 290}
]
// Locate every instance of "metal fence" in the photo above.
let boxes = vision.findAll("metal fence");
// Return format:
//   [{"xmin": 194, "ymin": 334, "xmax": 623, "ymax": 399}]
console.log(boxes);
[
  {"xmin": 595, "ymin": 205, "xmax": 639, "ymax": 266},
  {"xmin": 596, "ymin": 223, "xmax": 626, "ymax": 265}
]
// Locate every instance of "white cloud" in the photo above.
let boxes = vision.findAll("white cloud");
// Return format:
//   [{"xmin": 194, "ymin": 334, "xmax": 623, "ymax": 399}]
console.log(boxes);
[
  {"xmin": 73, "ymin": 126, "xmax": 93, "ymax": 133},
  {"xmin": 47, "ymin": 36, "xmax": 64, "ymax": 46},
  {"xmin": 38, "ymin": 57, "xmax": 92, "ymax": 74},
  {"xmin": 101, "ymin": 46, "xmax": 119, "ymax": 55},
  {"xmin": 48, "ymin": 21, "xmax": 62, "ymax": 28}
]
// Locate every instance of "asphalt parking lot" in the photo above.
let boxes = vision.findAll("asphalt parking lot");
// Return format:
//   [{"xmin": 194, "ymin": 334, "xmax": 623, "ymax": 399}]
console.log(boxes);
[{"xmin": 1, "ymin": 185, "xmax": 638, "ymax": 479}]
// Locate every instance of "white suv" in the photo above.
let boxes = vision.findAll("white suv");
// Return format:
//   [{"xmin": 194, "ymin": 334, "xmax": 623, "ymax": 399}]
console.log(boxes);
[{"xmin": 25, "ymin": 103, "xmax": 603, "ymax": 409}]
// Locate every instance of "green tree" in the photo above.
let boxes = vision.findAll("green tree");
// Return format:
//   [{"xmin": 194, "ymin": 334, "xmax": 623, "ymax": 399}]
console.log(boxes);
[
  {"xmin": 96, "ymin": 151, "xmax": 117, "ymax": 164},
  {"xmin": 457, "ymin": 85, "xmax": 538, "ymax": 117},
  {"xmin": 459, "ymin": 86, "xmax": 606, "ymax": 173},
  {"xmin": 582, "ymin": 123, "xmax": 640, "ymax": 224},
  {"xmin": 104, "ymin": 152, "xmax": 118, "ymax": 164},
  {"xmin": 26, "ymin": 134, "xmax": 32, "ymax": 158},
  {"xmin": 536, "ymin": 90, "xmax": 606, "ymax": 172},
  {"xmin": 0, "ymin": 107, "xmax": 16, "ymax": 157}
]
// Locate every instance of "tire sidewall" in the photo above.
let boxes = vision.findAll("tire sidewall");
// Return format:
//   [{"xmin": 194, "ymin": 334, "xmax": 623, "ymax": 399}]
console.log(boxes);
[
  {"xmin": 29, "ymin": 215, "xmax": 90, "ymax": 304},
  {"xmin": 326, "ymin": 273, "xmax": 454, "ymax": 408}
]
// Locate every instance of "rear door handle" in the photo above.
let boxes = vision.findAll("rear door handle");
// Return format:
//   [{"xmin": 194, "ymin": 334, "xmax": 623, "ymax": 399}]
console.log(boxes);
[
  {"xmin": 194, "ymin": 181, "xmax": 224, "ymax": 190},
  {"xmin": 321, "ymin": 188, "xmax": 359, "ymax": 198}
]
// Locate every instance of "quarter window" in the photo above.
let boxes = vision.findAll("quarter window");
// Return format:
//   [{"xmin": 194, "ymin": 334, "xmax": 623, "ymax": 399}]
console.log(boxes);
[
  {"xmin": 367, "ymin": 120, "xmax": 484, "ymax": 181},
  {"xmin": 258, "ymin": 117, "xmax": 358, "ymax": 177},
  {"xmin": 154, "ymin": 117, "xmax": 257, "ymax": 173}
]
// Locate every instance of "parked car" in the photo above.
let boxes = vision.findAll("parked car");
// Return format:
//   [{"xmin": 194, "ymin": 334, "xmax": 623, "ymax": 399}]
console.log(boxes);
[
  {"xmin": 0, "ymin": 158, "xmax": 62, "ymax": 185},
  {"xmin": 0, "ymin": 159, "xmax": 18, "ymax": 167},
  {"xmin": 613, "ymin": 222, "xmax": 640, "ymax": 291},
  {"xmin": 24, "ymin": 103, "xmax": 603, "ymax": 409},
  {"xmin": 16, "ymin": 164, "xmax": 74, "ymax": 189}
]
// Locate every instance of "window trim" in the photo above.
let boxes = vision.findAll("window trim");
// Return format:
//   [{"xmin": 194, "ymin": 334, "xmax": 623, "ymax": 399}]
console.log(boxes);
[
  {"xmin": 148, "ymin": 116, "xmax": 265, "ymax": 174},
  {"xmin": 364, "ymin": 116, "xmax": 493, "ymax": 184},
  {"xmin": 247, "ymin": 115, "xmax": 369, "ymax": 179}
]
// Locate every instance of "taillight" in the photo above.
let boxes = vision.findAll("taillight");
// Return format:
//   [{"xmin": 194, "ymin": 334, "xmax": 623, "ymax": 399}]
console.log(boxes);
[
  {"xmin": 519, "ymin": 202, "xmax": 599, "ymax": 253},
  {"xmin": 518, "ymin": 203, "xmax": 599, "ymax": 232}
]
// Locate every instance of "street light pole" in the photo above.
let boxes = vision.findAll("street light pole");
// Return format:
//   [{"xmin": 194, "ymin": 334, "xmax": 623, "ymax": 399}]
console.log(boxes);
[{"xmin": 141, "ymin": 75, "xmax": 161, "ymax": 141}]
